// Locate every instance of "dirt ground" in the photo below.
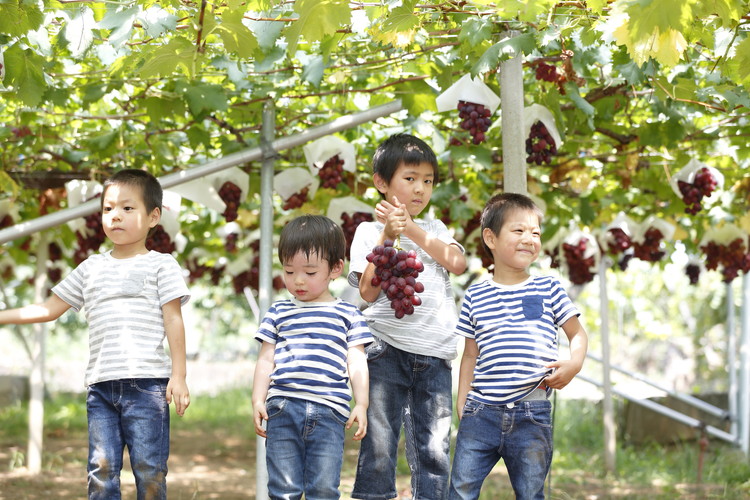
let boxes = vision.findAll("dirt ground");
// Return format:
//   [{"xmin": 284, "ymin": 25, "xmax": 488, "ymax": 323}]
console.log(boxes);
[{"xmin": 0, "ymin": 427, "xmax": 732, "ymax": 500}]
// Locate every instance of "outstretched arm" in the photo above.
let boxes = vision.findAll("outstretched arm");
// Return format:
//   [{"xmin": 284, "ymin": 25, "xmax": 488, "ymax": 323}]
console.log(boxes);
[
  {"xmin": 545, "ymin": 316, "xmax": 588, "ymax": 390},
  {"xmin": 163, "ymin": 298, "xmax": 190, "ymax": 416},
  {"xmin": 0, "ymin": 294, "xmax": 70, "ymax": 324},
  {"xmin": 346, "ymin": 344, "xmax": 369, "ymax": 440}
]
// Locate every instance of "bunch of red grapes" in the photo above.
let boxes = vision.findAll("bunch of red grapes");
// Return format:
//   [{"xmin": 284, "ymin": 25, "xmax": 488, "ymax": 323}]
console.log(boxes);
[
  {"xmin": 74, "ymin": 210, "xmax": 107, "ymax": 265},
  {"xmin": 632, "ymin": 228, "xmax": 666, "ymax": 262},
  {"xmin": 535, "ymin": 62, "xmax": 560, "ymax": 83},
  {"xmin": 319, "ymin": 155, "xmax": 345, "ymax": 189},
  {"xmin": 367, "ymin": 239, "xmax": 425, "ymax": 318},
  {"xmin": 231, "ymin": 240, "xmax": 285, "ymax": 294},
  {"xmin": 677, "ymin": 167, "xmax": 719, "ymax": 215},
  {"xmin": 701, "ymin": 238, "xmax": 750, "ymax": 283},
  {"xmin": 341, "ymin": 211, "xmax": 373, "ymax": 260},
  {"xmin": 282, "ymin": 187, "xmax": 309, "ymax": 211},
  {"xmin": 0, "ymin": 214, "xmax": 12, "ymax": 229},
  {"xmin": 218, "ymin": 181, "xmax": 242, "ymax": 222},
  {"xmin": 457, "ymin": 100, "xmax": 492, "ymax": 145},
  {"xmin": 562, "ymin": 239, "xmax": 596, "ymax": 285},
  {"xmin": 146, "ymin": 225, "xmax": 176, "ymax": 254},
  {"xmin": 525, "ymin": 121, "xmax": 557, "ymax": 165},
  {"xmin": 605, "ymin": 228, "xmax": 632, "ymax": 255},
  {"xmin": 685, "ymin": 263, "xmax": 701, "ymax": 285}
]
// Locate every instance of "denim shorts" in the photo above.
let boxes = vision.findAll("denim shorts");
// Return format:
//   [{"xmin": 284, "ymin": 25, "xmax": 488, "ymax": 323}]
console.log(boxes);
[
  {"xmin": 87, "ymin": 378, "xmax": 170, "ymax": 500},
  {"xmin": 448, "ymin": 399, "xmax": 553, "ymax": 500}
]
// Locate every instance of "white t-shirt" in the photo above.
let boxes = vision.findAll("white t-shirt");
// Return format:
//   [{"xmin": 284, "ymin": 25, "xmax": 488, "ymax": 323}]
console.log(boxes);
[
  {"xmin": 52, "ymin": 250, "xmax": 190, "ymax": 386},
  {"xmin": 348, "ymin": 220, "xmax": 463, "ymax": 360}
]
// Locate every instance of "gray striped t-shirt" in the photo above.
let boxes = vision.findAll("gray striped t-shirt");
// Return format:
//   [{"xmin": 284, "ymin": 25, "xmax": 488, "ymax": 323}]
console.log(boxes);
[
  {"xmin": 348, "ymin": 219, "xmax": 464, "ymax": 360},
  {"xmin": 52, "ymin": 250, "xmax": 190, "ymax": 387}
]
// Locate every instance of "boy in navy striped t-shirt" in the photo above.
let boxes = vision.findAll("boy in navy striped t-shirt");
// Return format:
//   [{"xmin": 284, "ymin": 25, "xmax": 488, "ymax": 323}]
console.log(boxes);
[
  {"xmin": 252, "ymin": 215, "xmax": 373, "ymax": 499},
  {"xmin": 448, "ymin": 193, "xmax": 589, "ymax": 500}
]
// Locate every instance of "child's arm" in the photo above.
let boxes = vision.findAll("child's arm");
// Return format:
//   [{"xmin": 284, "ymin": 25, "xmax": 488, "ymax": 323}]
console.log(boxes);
[
  {"xmin": 252, "ymin": 341, "xmax": 275, "ymax": 438},
  {"xmin": 544, "ymin": 316, "xmax": 588, "ymax": 389},
  {"xmin": 346, "ymin": 344, "xmax": 369, "ymax": 440},
  {"xmin": 456, "ymin": 337, "xmax": 478, "ymax": 419},
  {"xmin": 163, "ymin": 298, "xmax": 190, "ymax": 416},
  {"xmin": 379, "ymin": 197, "xmax": 467, "ymax": 275},
  {"xmin": 0, "ymin": 294, "xmax": 70, "ymax": 324}
]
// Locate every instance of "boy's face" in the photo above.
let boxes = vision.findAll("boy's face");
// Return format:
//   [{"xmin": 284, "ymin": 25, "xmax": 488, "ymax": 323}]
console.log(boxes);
[
  {"xmin": 101, "ymin": 183, "xmax": 160, "ymax": 254},
  {"xmin": 483, "ymin": 208, "xmax": 541, "ymax": 273},
  {"xmin": 282, "ymin": 251, "xmax": 343, "ymax": 303},
  {"xmin": 374, "ymin": 161, "xmax": 435, "ymax": 217}
]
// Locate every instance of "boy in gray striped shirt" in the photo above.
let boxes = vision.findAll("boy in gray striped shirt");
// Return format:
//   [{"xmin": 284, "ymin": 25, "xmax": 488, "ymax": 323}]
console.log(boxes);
[{"xmin": 0, "ymin": 169, "xmax": 190, "ymax": 499}]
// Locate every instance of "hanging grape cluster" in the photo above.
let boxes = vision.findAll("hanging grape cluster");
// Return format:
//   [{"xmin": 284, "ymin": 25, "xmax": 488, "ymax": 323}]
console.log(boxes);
[
  {"xmin": 341, "ymin": 211, "xmax": 373, "ymax": 260},
  {"xmin": 74, "ymin": 210, "xmax": 106, "ymax": 265},
  {"xmin": 701, "ymin": 238, "xmax": 750, "ymax": 283},
  {"xmin": 367, "ymin": 239, "xmax": 425, "ymax": 318},
  {"xmin": 525, "ymin": 121, "xmax": 557, "ymax": 165},
  {"xmin": 562, "ymin": 239, "xmax": 596, "ymax": 285},
  {"xmin": 282, "ymin": 187, "xmax": 309, "ymax": 211},
  {"xmin": 677, "ymin": 167, "xmax": 719, "ymax": 215},
  {"xmin": 685, "ymin": 263, "xmax": 701, "ymax": 285},
  {"xmin": 218, "ymin": 181, "xmax": 242, "ymax": 222},
  {"xmin": 457, "ymin": 100, "xmax": 492, "ymax": 145},
  {"xmin": 632, "ymin": 228, "xmax": 667, "ymax": 263},
  {"xmin": 319, "ymin": 155, "xmax": 345, "ymax": 188},
  {"xmin": 146, "ymin": 225, "xmax": 176, "ymax": 254},
  {"xmin": 604, "ymin": 227, "xmax": 634, "ymax": 271}
]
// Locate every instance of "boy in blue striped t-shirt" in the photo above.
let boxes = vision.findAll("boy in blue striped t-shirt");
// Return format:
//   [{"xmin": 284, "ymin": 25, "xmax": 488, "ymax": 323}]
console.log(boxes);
[
  {"xmin": 448, "ymin": 193, "xmax": 589, "ymax": 500},
  {"xmin": 252, "ymin": 215, "xmax": 373, "ymax": 499}
]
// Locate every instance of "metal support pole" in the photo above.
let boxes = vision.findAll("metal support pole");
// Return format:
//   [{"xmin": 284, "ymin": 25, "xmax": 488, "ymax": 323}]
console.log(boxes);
[
  {"xmin": 727, "ymin": 282, "xmax": 738, "ymax": 442},
  {"xmin": 498, "ymin": 31, "xmax": 527, "ymax": 195},
  {"xmin": 255, "ymin": 100, "xmax": 276, "ymax": 500},
  {"xmin": 0, "ymin": 100, "xmax": 404, "ymax": 246},
  {"xmin": 740, "ymin": 274, "xmax": 750, "ymax": 456},
  {"xmin": 600, "ymin": 257, "xmax": 616, "ymax": 473}
]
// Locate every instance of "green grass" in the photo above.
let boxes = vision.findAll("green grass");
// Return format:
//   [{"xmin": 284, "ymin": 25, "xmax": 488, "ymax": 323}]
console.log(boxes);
[{"xmin": 2, "ymin": 389, "xmax": 750, "ymax": 498}]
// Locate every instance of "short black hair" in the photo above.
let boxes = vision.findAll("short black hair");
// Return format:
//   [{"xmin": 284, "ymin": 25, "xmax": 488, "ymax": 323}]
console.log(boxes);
[
  {"xmin": 480, "ymin": 193, "xmax": 544, "ymax": 257},
  {"xmin": 372, "ymin": 133, "xmax": 439, "ymax": 186},
  {"xmin": 278, "ymin": 215, "xmax": 345, "ymax": 270},
  {"xmin": 102, "ymin": 169, "xmax": 163, "ymax": 214}
]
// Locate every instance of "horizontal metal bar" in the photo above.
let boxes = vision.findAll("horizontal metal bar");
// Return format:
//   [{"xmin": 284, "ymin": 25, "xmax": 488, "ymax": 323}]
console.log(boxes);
[
  {"xmin": 0, "ymin": 100, "xmax": 404, "ymax": 246},
  {"xmin": 576, "ymin": 373, "xmax": 737, "ymax": 445}
]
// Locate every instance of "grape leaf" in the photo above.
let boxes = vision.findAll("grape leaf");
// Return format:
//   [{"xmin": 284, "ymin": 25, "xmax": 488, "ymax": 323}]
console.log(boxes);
[
  {"xmin": 459, "ymin": 18, "xmax": 493, "ymax": 47},
  {"xmin": 0, "ymin": 2, "xmax": 44, "ymax": 37},
  {"xmin": 99, "ymin": 5, "xmax": 139, "ymax": 49},
  {"xmin": 381, "ymin": 2, "xmax": 420, "ymax": 33},
  {"xmin": 472, "ymin": 33, "xmax": 535, "ymax": 76},
  {"xmin": 693, "ymin": 0, "xmax": 745, "ymax": 24},
  {"xmin": 183, "ymin": 82, "xmax": 228, "ymax": 117},
  {"xmin": 301, "ymin": 55, "xmax": 324, "ymax": 88},
  {"xmin": 283, "ymin": 0, "xmax": 350, "ymax": 55},
  {"xmin": 2, "ymin": 45, "xmax": 46, "ymax": 107},
  {"xmin": 138, "ymin": 37, "xmax": 196, "ymax": 79},
  {"xmin": 219, "ymin": 7, "xmax": 259, "ymax": 58},
  {"xmin": 138, "ymin": 5, "xmax": 178, "ymax": 39}
]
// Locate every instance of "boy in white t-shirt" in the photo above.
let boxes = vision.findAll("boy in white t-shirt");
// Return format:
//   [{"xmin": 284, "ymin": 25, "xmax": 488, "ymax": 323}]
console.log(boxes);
[{"xmin": 0, "ymin": 169, "xmax": 190, "ymax": 499}]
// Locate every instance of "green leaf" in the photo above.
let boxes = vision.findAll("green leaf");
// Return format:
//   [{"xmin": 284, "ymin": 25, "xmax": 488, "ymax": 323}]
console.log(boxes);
[
  {"xmin": 183, "ymin": 82, "xmax": 228, "ymax": 117},
  {"xmin": 99, "ymin": 5, "xmax": 139, "ymax": 49},
  {"xmin": 730, "ymin": 37, "xmax": 750, "ymax": 87},
  {"xmin": 284, "ymin": 0, "xmax": 350, "ymax": 55},
  {"xmin": 138, "ymin": 37, "xmax": 196, "ymax": 79},
  {"xmin": 0, "ymin": 2, "xmax": 44, "ymax": 37},
  {"xmin": 138, "ymin": 5, "xmax": 178, "ymax": 39},
  {"xmin": 693, "ymin": 0, "xmax": 746, "ymax": 25},
  {"xmin": 381, "ymin": 1, "xmax": 419, "ymax": 32},
  {"xmin": 301, "ymin": 55, "xmax": 324, "ymax": 88},
  {"xmin": 85, "ymin": 129, "xmax": 119, "ymax": 152},
  {"xmin": 472, "ymin": 33, "xmax": 535, "ymax": 75},
  {"xmin": 3, "ymin": 45, "xmax": 46, "ymax": 106},
  {"xmin": 143, "ymin": 96, "xmax": 186, "ymax": 123},
  {"xmin": 458, "ymin": 18, "xmax": 493, "ymax": 47},
  {"xmin": 218, "ymin": 7, "xmax": 258, "ymax": 58},
  {"xmin": 564, "ymin": 82, "xmax": 596, "ymax": 116},
  {"xmin": 398, "ymin": 79, "xmax": 436, "ymax": 116},
  {"xmin": 0, "ymin": 170, "xmax": 20, "ymax": 199},
  {"xmin": 186, "ymin": 125, "xmax": 212, "ymax": 150}
]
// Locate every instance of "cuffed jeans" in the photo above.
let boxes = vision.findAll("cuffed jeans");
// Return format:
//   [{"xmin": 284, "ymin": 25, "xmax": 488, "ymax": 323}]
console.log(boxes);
[
  {"xmin": 87, "ymin": 378, "xmax": 170, "ymax": 500},
  {"xmin": 448, "ymin": 399, "xmax": 553, "ymax": 500},
  {"xmin": 353, "ymin": 338, "xmax": 453, "ymax": 500}
]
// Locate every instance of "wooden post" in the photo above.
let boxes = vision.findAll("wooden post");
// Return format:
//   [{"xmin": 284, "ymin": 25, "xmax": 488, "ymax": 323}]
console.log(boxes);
[{"xmin": 498, "ymin": 31, "xmax": 527, "ymax": 195}]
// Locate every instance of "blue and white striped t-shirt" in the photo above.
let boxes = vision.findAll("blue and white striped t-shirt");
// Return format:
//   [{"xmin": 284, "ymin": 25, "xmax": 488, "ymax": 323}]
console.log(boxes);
[
  {"xmin": 255, "ymin": 298, "xmax": 373, "ymax": 418},
  {"xmin": 456, "ymin": 275, "xmax": 579, "ymax": 405},
  {"xmin": 52, "ymin": 250, "xmax": 190, "ymax": 387}
]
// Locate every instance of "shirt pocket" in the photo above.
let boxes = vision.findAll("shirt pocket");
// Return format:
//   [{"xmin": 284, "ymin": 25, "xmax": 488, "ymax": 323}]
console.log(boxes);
[
  {"xmin": 522, "ymin": 296, "xmax": 544, "ymax": 320},
  {"xmin": 120, "ymin": 271, "xmax": 148, "ymax": 296}
]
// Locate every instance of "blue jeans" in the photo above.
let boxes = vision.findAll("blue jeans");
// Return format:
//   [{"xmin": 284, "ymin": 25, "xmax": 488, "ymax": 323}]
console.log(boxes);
[
  {"xmin": 87, "ymin": 378, "xmax": 170, "ymax": 500},
  {"xmin": 265, "ymin": 396, "xmax": 347, "ymax": 500},
  {"xmin": 352, "ymin": 338, "xmax": 453, "ymax": 500},
  {"xmin": 448, "ymin": 399, "xmax": 553, "ymax": 500}
]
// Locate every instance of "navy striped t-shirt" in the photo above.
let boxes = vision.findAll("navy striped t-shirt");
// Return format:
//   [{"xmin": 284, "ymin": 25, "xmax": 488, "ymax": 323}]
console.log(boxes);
[
  {"xmin": 455, "ymin": 275, "xmax": 579, "ymax": 405},
  {"xmin": 255, "ymin": 298, "xmax": 373, "ymax": 418}
]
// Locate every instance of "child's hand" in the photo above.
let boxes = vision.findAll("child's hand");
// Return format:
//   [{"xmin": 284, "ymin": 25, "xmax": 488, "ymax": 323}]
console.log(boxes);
[
  {"xmin": 544, "ymin": 359, "xmax": 582, "ymax": 390},
  {"xmin": 166, "ymin": 378, "xmax": 190, "ymax": 417},
  {"xmin": 376, "ymin": 196, "xmax": 410, "ymax": 240},
  {"xmin": 253, "ymin": 403, "xmax": 268, "ymax": 438},
  {"xmin": 346, "ymin": 404, "xmax": 368, "ymax": 440}
]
